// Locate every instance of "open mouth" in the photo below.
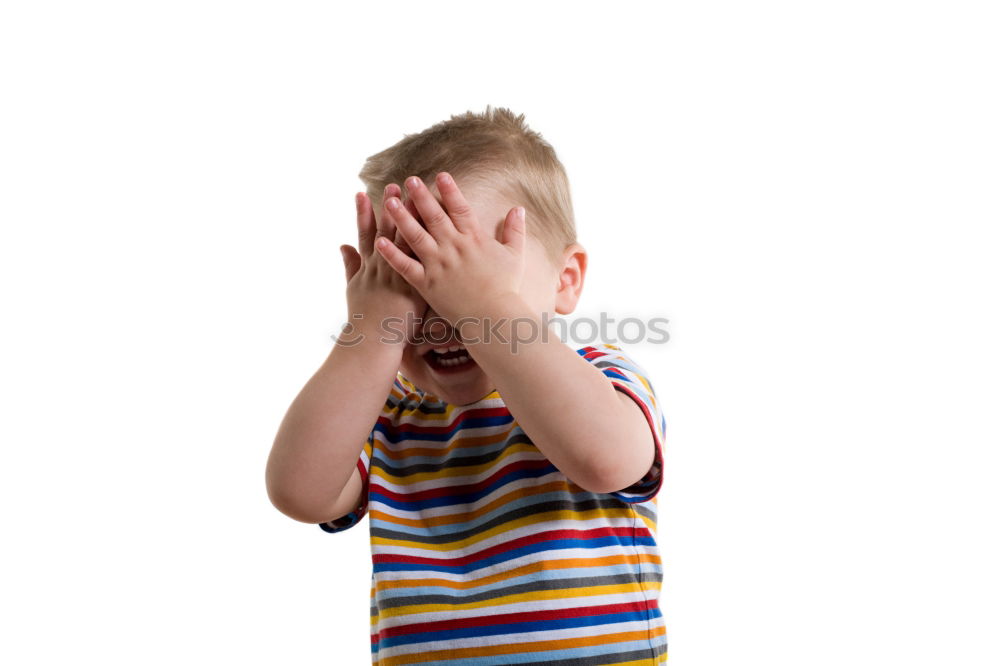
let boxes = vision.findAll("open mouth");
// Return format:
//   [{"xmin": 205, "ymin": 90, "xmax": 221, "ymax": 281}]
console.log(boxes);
[{"xmin": 422, "ymin": 345, "xmax": 477, "ymax": 373}]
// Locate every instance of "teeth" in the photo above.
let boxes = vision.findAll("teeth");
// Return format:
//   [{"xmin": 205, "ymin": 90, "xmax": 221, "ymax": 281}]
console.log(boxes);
[
  {"xmin": 430, "ymin": 345, "xmax": 466, "ymax": 356},
  {"xmin": 437, "ymin": 353, "xmax": 471, "ymax": 367}
]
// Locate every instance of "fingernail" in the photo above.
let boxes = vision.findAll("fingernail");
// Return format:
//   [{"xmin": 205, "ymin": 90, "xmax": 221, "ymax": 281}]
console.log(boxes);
[
  {"xmin": 406, "ymin": 176, "xmax": 421, "ymax": 191},
  {"xmin": 387, "ymin": 197, "xmax": 400, "ymax": 210},
  {"xmin": 439, "ymin": 172, "xmax": 452, "ymax": 186}
]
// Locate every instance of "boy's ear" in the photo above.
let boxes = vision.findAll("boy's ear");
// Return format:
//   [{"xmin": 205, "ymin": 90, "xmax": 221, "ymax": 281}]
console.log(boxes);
[{"xmin": 554, "ymin": 243, "xmax": 587, "ymax": 315}]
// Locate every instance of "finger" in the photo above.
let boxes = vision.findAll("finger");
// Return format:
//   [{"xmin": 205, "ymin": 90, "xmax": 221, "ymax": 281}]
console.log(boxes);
[
  {"xmin": 377, "ymin": 183, "xmax": 403, "ymax": 241},
  {"xmin": 387, "ymin": 196, "xmax": 438, "ymax": 259},
  {"xmin": 502, "ymin": 206, "xmax": 526, "ymax": 253},
  {"xmin": 405, "ymin": 175, "xmax": 456, "ymax": 240},
  {"xmin": 403, "ymin": 195, "xmax": 422, "ymax": 223},
  {"xmin": 375, "ymin": 236, "xmax": 426, "ymax": 287},
  {"xmin": 356, "ymin": 192, "xmax": 376, "ymax": 256},
  {"xmin": 434, "ymin": 171, "xmax": 478, "ymax": 234},
  {"xmin": 397, "ymin": 196, "xmax": 422, "ymax": 257},
  {"xmin": 340, "ymin": 244, "xmax": 362, "ymax": 281}
]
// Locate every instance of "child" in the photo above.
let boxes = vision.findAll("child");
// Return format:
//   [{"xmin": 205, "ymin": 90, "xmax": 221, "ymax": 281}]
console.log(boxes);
[{"xmin": 266, "ymin": 106, "xmax": 667, "ymax": 664}]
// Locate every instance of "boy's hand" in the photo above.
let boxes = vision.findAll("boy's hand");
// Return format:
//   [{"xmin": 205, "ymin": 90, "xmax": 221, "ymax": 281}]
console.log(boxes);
[
  {"xmin": 339, "ymin": 183, "xmax": 427, "ymax": 344},
  {"xmin": 374, "ymin": 172, "xmax": 526, "ymax": 323}
]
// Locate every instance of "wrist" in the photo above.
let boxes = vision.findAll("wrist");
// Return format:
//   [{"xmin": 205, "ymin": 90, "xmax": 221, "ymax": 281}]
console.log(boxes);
[
  {"xmin": 326, "ymin": 321, "xmax": 404, "ymax": 386},
  {"xmin": 468, "ymin": 292, "xmax": 534, "ymax": 322},
  {"xmin": 336, "ymin": 312, "xmax": 409, "ymax": 351},
  {"xmin": 432, "ymin": 292, "xmax": 524, "ymax": 323},
  {"xmin": 451, "ymin": 294, "xmax": 544, "ymax": 349}
]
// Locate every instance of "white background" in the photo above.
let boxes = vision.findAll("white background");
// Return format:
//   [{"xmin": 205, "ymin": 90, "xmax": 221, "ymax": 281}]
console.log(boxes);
[{"xmin": 2, "ymin": 1, "xmax": 998, "ymax": 664}]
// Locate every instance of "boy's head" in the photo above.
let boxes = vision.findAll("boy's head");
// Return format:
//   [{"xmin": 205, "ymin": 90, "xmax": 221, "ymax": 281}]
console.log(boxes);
[
  {"xmin": 360, "ymin": 106, "xmax": 587, "ymax": 403},
  {"xmin": 361, "ymin": 105, "xmax": 578, "ymax": 266}
]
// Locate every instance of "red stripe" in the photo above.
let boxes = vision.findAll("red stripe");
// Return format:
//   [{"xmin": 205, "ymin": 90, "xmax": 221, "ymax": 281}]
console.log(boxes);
[{"xmin": 376, "ymin": 599, "xmax": 660, "ymax": 640}]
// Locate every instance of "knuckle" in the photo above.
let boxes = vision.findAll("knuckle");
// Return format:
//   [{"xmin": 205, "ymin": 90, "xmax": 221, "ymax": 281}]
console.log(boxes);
[
  {"xmin": 427, "ymin": 211, "xmax": 449, "ymax": 228},
  {"xmin": 450, "ymin": 201, "xmax": 473, "ymax": 218}
]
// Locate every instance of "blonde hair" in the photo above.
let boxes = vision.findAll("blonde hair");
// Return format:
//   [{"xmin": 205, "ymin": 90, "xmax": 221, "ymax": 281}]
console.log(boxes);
[{"xmin": 358, "ymin": 105, "xmax": 576, "ymax": 262}]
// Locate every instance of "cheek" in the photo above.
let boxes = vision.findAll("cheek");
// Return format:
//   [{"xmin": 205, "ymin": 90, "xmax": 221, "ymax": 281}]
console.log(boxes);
[
  {"xmin": 519, "ymin": 286, "xmax": 550, "ymax": 313},
  {"xmin": 520, "ymin": 267, "xmax": 560, "ymax": 311}
]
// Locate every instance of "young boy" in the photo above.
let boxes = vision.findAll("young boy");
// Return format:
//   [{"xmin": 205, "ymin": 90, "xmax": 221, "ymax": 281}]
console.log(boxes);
[{"xmin": 266, "ymin": 106, "xmax": 667, "ymax": 664}]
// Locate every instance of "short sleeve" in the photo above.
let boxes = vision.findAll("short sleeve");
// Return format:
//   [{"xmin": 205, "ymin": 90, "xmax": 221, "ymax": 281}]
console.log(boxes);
[
  {"xmin": 317, "ymin": 374, "xmax": 411, "ymax": 534},
  {"xmin": 317, "ymin": 433, "xmax": 373, "ymax": 534},
  {"xmin": 577, "ymin": 343, "xmax": 667, "ymax": 503}
]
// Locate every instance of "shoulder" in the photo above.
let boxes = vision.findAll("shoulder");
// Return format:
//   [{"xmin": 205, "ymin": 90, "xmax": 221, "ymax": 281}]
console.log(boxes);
[{"xmin": 576, "ymin": 343, "xmax": 659, "ymax": 390}]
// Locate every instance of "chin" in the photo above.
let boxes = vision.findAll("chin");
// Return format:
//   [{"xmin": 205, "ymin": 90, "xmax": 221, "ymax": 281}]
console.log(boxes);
[{"xmin": 400, "ymin": 344, "xmax": 495, "ymax": 406}]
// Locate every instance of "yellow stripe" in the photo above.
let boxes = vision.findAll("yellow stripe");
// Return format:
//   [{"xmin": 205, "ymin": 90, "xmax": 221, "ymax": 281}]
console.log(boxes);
[{"xmin": 378, "ymin": 579, "xmax": 662, "ymax": 618}]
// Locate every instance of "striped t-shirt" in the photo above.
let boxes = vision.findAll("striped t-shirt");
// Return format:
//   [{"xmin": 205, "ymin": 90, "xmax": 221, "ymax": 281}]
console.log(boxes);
[{"xmin": 319, "ymin": 343, "xmax": 667, "ymax": 664}]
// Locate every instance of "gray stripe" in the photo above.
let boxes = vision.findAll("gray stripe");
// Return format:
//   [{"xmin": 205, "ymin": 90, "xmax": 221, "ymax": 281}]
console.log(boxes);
[
  {"xmin": 373, "ymin": 433, "xmax": 536, "ymax": 475},
  {"xmin": 392, "ymin": 395, "xmax": 451, "ymax": 414},
  {"xmin": 371, "ymin": 497, "xmax": 655, "ymax": 546},
  {"xmin": 509, "ymin": 644, "xmax": 667, "ymax": 666},
  {"xmin": 374, "ymin": 570, "xmax": 664, "ymax": 611}
]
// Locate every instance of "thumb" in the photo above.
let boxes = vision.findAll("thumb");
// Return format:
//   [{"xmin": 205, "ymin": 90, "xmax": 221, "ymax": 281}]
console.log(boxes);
[
  {"xmin": 502, "ymin": 206, "xmax": 526, "ymax": 252},
  {"xmin": 340, "ymin": 244, "xmax": 362, "ymax": 281}
]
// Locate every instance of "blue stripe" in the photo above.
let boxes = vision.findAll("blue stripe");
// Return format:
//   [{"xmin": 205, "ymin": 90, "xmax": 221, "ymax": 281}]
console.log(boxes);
[
  {"xmin": 373, "ymin": 534, "xmax": 658, "ymax": 575},
  {"xmin": 374, "ymin": 413, "xmax": 515, "ymax": 443},
  {"xmin": 370, "ymin": 462, "xmax": 557, "ymax": 511}
]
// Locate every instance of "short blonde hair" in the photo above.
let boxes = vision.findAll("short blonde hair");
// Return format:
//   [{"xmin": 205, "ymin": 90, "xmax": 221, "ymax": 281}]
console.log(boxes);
[{"xmin": 359, "ymin": 105, "xmax": 576, "ymax": 262}]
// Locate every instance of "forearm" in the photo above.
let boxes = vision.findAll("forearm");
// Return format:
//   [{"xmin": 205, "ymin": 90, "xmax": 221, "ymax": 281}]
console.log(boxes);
[
  {"xmin": 463, "ymin": 296, "xmax": 652, "ymax": 492},
  {"xmin": 266, "ymin": 325, "xmax": 402, "ymax": 520}
]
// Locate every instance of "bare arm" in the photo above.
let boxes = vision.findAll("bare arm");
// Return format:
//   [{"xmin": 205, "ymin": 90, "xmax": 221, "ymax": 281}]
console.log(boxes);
[
  {"xmin": 265, "ymin": 184, "xmax": 424, "ymax": 523},
  {"xmin": 265, "ymin": 330, "xmax": 402, "ymax": 523},
  {"xmin": 376, "ymin": 173, "xmax": 655, "ymax": 494},
  {"xmin": 459, "ymin": 298, "xmax": 655, "ymax": 494}
]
